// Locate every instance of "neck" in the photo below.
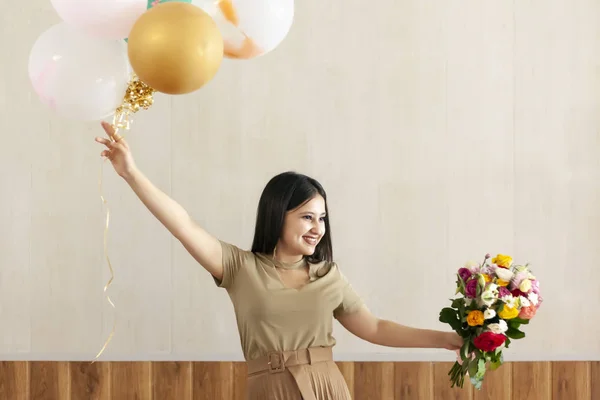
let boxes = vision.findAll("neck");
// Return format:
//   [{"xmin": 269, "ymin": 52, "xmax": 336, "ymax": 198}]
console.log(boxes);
[{"xmin": 273, "ymin": 245, "xmax": 303, "ymax": 265}]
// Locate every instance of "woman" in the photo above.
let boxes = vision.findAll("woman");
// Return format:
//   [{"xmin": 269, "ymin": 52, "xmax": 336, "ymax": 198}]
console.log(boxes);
[{"xmin": 95, "ymin": 122, "xmax": 462, "ymax": 399}]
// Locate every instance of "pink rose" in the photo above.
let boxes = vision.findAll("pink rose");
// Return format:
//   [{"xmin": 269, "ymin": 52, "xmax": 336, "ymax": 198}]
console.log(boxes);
[
  {"xmin": 510, "ymin": 271, "xmax": 528, "ymax": 290},
  {"xmin": 519, "ymin": 305, "xmax": 537, "ymax": 320},
  {"xmin": 465, "ymin": 278, "xmax": 478, "ymax": 298},
  {"xmin": 458, "ymin": 268, "xmax": 472, "ymax": 282},
  {"xmin": 498, "ymin": 287, "xmax": 511, "ymax": 298},
  {"xmin": 530, "ymin": 279, "xmax": 540, "ymax": 294}
]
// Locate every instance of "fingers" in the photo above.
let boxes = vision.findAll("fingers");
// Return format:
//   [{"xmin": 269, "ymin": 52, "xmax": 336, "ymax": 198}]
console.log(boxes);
[
  {"xmin": 95, "ymin": 136, "xmax": 113, "ymax": 146},
  {"xmin": 96, "ymin": 121, "xmax": 128, "ymax": 148},
  {"xmin": 101, "ymin": 121, "xmax": 115, "ymax": 137},
  {"xmin": 100, "ymin": 121, "xmax": 125, "ymax": 141}
]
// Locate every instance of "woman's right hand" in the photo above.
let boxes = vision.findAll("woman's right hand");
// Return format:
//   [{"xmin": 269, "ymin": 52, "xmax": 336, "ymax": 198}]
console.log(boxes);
[{"xmin": 95, "ymin": 121, "xmax": 137, "ymax": 180}]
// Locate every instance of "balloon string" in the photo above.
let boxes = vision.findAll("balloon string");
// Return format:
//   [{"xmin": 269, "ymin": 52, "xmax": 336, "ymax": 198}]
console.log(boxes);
[
  {"xmin": 92, "ymin": 155, "xmax": 116, "ymax": 363},
  {"xmin": 91, "ymin": 74, "xmax": 154, "ymax": 362}
]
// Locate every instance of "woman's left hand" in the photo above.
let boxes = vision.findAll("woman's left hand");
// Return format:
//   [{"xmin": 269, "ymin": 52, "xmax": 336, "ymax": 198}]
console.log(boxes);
[{"xmin": 442, "ymin": 331, "xmax": 463, "ymax": 351}]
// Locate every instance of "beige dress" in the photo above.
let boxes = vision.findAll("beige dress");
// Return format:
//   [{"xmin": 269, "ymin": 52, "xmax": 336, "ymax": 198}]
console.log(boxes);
[{"xmin": 214, "ymin": 241, "xmax": 364, "ymax": 399}]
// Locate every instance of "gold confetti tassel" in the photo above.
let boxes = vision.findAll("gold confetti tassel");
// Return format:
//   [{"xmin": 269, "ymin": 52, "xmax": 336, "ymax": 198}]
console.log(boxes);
[{"xmin": 93, "ymin": 74, "xmax": 155, "ymax": 363}]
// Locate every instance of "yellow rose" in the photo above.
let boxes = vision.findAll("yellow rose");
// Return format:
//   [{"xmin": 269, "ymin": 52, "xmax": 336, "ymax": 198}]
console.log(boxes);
[
  {"xmin": 467, "ymin": 310, "xmax": 485, "ymax": 326},
  {"xmin": 492, "ymin": 254, "xmax": 513, "ymax": 268},
  {"xmin": 519, "ymin": 279, "xmax": 532, "ymax": 292},
  {"xmin": 496, "ymin": 279, "xmax": 510, "ymax": 287},
  {"xmin": 498, "ymin": 305, "xmax": 519, "ymax": 320},
  {"xmin": 482, "ymin": 274, "xmax": 492, "ymax": 283}
]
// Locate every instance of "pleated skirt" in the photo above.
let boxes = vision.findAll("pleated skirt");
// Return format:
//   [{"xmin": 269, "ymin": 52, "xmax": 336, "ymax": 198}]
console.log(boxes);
[{"xmin": 247, "ymin": 360, "xmax": 352, "ymax": 400}]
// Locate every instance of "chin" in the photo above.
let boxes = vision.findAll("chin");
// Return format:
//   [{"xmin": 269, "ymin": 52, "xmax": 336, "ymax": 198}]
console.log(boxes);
[{"xmin": 299, "ymin": 245, "xmax": 317, "ymax": 256}]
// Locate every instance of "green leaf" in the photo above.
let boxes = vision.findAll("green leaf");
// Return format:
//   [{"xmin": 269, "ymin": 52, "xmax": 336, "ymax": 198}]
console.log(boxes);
[
  {"xmin": 451, "ymin": 298, "xmax": 464, "ymax": 309},
  {"xmin": 507, "ymin": 319, "xmax": 521, "ymax": 330},
  {"xmin": 511, "ymin": 317, "xmax": 530, "ymax": 325},
  {"xmin": 439, "ymin": 308, "xmax": 462, "ymax": 331},
  {"xmin": 506, "ymin": 327, "xmax": 526, "ymax": 339},
  {"xmin": 504, "ymin": 338, "xmax": 512, "ymax": 349},
  {"xmin": 468, "ymin": 359, "xmax": 478, "ymax": 377},
  {"xmin": 460, "ymin": 340, "xmax": 471, "ymax": 361},
  {"xmin": 476, "ymin": 358, "xmax": 486, "ymax": 379},
  {"xmin": 490, "ymin": 352, "xmax": 504, "ymax": 370},
  {"xmin": 490, "ymin": 359, "xmax": 502, "ymax": 370}
]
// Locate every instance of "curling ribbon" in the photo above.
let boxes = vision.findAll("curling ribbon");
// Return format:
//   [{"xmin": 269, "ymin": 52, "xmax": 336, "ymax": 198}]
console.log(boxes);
[{"xmin": 92, "ymin": 74, "xmax": 155, "ymax": 363}]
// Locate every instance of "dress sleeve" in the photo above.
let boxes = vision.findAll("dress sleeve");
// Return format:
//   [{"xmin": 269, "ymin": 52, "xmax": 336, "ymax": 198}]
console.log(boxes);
[
  {"xmin": 213, "ymin": 240, "xmax": 247, "ymax": 289},
  {"xmin": 333, "ymin": 268, "xmax": 365, "ymax": 319}
]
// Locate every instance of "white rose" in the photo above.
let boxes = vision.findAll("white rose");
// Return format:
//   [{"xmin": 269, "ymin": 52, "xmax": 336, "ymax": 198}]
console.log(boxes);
[
  {"xmin": 484, "ymin": 309, "xmax": 496, "ymax": 319},
  {"xmin": 487, "ymin": 320, "xmax": 508, "ymax": 334},
  {"xmin": 528, "ymin": 292, "xmax": 539, "ymax": 306},
  {"xmin": 481, "ymin": 284, "xmax": 499, "ymax": 307},
  {"xmin": 494, "ymin": 267, "xmax": 514, "ymax": 282},
  {"xmin": 519, "ymin": 296, "xmax": 531, "ymax": 308},
  {"xmin": 503, "ymin": 295, "xmax": 518, "ymax": 308}
]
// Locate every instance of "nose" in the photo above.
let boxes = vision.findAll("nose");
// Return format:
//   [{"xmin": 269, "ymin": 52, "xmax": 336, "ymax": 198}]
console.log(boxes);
[{"xmin": 310, "ymin": 223, "xmax": 324, "ymax": 236}]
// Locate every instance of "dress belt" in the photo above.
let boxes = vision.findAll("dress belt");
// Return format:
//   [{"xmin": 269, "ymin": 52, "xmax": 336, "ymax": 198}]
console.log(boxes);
[{"xmin": 247, "ymin": 346, "xmax": 334, "ymax": 400}]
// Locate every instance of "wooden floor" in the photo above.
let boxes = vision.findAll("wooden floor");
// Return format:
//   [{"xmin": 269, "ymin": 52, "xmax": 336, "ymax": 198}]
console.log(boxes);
[{"xmin": 0, "ymin": 361, "xmax": 598, "ymax": 399}]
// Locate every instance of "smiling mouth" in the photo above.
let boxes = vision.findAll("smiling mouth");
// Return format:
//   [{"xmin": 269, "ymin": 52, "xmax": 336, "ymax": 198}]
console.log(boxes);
[{"xmin": 303, "ymin": 236, "xmax": 318, "ymax": 246}]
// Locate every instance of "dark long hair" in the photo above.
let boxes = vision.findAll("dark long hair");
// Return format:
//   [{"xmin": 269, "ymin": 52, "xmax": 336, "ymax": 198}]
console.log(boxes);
[{"xmin": 251, "ymin": 171, "xmax": 333, "ymax": 263}]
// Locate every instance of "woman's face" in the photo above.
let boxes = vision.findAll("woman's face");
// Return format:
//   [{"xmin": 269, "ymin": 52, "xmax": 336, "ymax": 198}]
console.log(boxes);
[{"xmin": 277, "ymin": 195, "xmax": 327, "ymax": 261}]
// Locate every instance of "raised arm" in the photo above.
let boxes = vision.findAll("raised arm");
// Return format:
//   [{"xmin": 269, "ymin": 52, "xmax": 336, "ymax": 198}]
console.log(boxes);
[{"xmin": 95, "ymin": 122, "xmax": 224, "ymax": 281}]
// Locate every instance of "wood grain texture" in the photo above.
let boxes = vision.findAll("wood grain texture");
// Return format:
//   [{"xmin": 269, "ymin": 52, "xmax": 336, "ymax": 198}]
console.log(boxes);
[
  {"xmin": 393, "ymin": 362, "xmax": 432, "ymax": 399},
  {"xmin": 0, "ymin": 361, "xmax": 597, "ymax": 399},
  {"xmin": 70, "ymin": 362, "xmax": 109, "ymax": 400},
  {"xmin": 0, "ymin": 361, "xmax": 28, "ymax": 400},
  {"xmin": 512, "ymin": 362, "xmax": 551, "ymax": 400},
  {"xmin": 152, "ymin": 362, "xmax": 191, "ymax": 400},
  {"xmin": 474, "ymin": 362, "xmax": 511, "ymax": 400},
  {"xmin": 552, "ymin": 361, "xmax": 590, "ymax": 400},
  {"xmin": 591, "ymin": 362, "xmax": 600, "ymax": 400},
  {"xmin": 432, "ymin": 362, "xmax": 473, "ymax": 400}
]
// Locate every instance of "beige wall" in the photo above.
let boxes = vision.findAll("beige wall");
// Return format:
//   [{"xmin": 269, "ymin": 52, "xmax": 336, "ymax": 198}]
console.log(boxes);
[{"xmin": 1, "ymin": 0, "xmax": 599, "ymax": 361}]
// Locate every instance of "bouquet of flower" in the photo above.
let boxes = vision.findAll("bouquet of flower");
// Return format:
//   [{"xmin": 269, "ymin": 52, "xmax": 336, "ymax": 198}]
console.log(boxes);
[{"xmin": 438, "ymin": 253, "xmax": 542, "ymax": 389}]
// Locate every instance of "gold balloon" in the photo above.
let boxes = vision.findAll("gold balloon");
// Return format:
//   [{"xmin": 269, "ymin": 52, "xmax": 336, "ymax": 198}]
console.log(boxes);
[{"xmin": 127, "ymin": 2, "xmax": 224, "ymax": 95}]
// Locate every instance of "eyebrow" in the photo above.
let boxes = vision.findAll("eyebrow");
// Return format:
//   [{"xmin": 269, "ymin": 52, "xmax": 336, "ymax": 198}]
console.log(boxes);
[{"xmin": 301, "ymin": 211, "xmax": 327, "ymax": 216}]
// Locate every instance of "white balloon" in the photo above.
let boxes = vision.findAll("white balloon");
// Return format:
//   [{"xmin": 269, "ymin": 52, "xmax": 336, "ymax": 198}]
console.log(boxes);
[
  {"xmin": 28, "ymin": 22, "xmax": 131, "ymax": 121},
  {"xmin": 50, "ymin": 0, "xmax": 147, "ymax": 40},
  {"xmin": 193, "ymin": 0, "xmax": 294, "ymax": 59}
]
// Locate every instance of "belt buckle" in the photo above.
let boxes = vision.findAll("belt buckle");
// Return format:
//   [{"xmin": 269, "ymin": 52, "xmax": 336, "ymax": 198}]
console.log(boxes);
[{"xmin": 267, "ymin": 351, "xmax": 285, "ymax": 373}]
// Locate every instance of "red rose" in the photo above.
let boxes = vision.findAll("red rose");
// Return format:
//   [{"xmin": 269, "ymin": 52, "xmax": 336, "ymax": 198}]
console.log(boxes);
[{"xmin": 473, "ymin": 332, "xmax": 507, "ymax": 352}]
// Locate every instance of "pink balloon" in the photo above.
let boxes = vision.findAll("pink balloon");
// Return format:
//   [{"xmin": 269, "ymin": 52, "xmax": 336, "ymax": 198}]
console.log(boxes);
[{"xmin": 50, "ymin": 0, "xmax": 147, "ymax": 40}]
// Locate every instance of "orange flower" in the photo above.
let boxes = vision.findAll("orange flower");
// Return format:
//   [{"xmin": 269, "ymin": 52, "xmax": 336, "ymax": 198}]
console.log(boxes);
[{"xmin": 467, "ymin": 310, "xmax": 485, "ymax": 326}]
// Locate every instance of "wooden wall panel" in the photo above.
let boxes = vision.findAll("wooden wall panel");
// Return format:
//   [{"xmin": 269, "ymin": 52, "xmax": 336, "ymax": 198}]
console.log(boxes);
[
  {"xmin": 0, "ymin": 361, "xmax": 597, "ymax": 399},
  {"xmin": 0, "ymin": 362, "xmax": 28, "ymax": 400},
  {"xmin": 393, "ymin": 362, "xmax": 431, "ymax": 399}
]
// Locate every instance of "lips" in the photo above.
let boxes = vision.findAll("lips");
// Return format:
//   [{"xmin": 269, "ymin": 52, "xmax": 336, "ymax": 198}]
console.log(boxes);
[{"xmin": 303, "ymin": 236, "xmax": 319, "ymax": 246}]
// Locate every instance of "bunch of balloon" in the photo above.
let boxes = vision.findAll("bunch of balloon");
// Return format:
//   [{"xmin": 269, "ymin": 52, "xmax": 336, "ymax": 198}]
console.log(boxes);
[
  {"xmin": 27, "ymin": 0, "xmax": 295, "ymax": 361},
  {"xmin": 28, "ymin": 0, "xmax": 229, "ymax": 126},
  {"xmin": 27, "ymin": 0, "xmax": 224, "ymax": 362}
]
